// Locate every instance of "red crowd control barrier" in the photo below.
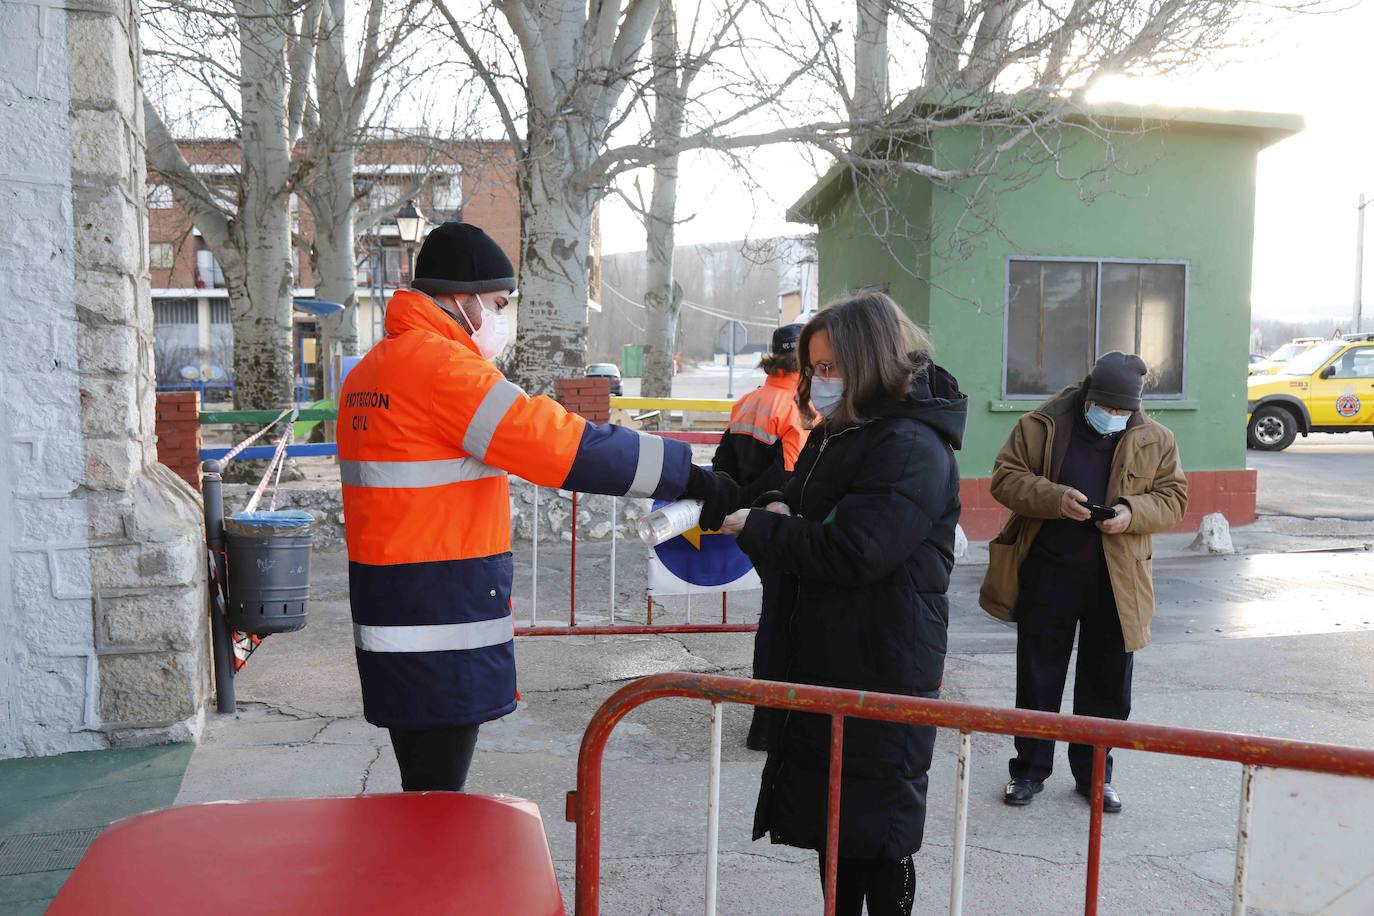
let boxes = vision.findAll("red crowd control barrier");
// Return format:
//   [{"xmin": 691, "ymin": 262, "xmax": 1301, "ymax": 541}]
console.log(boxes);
[{"xmin": 564, "ymin": 673, "xmax": 1374, "ymax": 916}]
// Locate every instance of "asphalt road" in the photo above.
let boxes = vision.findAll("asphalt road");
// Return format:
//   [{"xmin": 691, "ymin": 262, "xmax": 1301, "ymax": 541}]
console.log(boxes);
[{"xmin": 1249, "ymin": 432, "xmax": 1374, "ymax": 521}]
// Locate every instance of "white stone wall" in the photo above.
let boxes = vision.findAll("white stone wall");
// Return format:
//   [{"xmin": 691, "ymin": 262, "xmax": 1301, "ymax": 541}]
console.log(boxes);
[{"xmin": 0, "ymin": 0, "xmax": 208, "ymax": 758}]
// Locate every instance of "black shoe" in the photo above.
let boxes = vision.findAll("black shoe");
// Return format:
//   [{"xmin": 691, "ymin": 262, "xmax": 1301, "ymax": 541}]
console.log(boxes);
[
  {"xmin": 1003, "ymin": 778, "xmax": 1044, "ymax": 806},
  {"xmin": 1075, "ymin": 782, "xmax": 1123, "ymax": 813}
]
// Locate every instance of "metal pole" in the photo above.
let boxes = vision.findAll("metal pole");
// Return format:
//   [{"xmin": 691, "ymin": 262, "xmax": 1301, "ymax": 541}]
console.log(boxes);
[
  {"xmin": 1084, "ymin": 745, "xmax": 1107, "ymax": 916},
  {"xmin": 727, "ymin": 342, "xmax": 735, "ymax": 399},
  {"xmin": 202, "ymin": 459, "xmax": 235, "ymax": 714},
  {"xmin": 570, "ymin": 491, "xmax": 578, "ymax": 627},
  {"xmin": 1232, "ymin": 764, "xmax": 1256, "ymax": 916},
  {"xmin": 704, "ymin": 702, "xmax": 723, "ymax": 916},
  {"xmin": 531, "ymin": 486, "xmax": 539, "ymax": 627},
  {"xmin": 609, "ymin": 497, "xmax": 617, "ymax": 624},
  {"xmin": 1356, "ymin": 194, "xmax": 1367, "ymax": 333},
  {"xmin": 949, "ymin": 730, "xmax": 972, "ymax": 916},
  {"xmin": 823, "ymin": 714, "xmax": 844, "ymax": 916}
]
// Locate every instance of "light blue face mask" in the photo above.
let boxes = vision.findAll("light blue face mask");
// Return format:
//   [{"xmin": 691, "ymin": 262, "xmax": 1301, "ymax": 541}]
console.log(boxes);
[
  {"xmin": 810, "ymin": 377, "xmax": 845, "ymax": 419},
  {"xmin": 1085, "ymin": 403, "xmax": 1128, "ymax": 435}
]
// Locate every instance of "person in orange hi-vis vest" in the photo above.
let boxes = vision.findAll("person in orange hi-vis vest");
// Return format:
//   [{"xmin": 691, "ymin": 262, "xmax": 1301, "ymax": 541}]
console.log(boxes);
[
  {"xmin": 712, "ymin": 321, "xmax": 810, "ymax": 752},
  {"xmin": 337, "ymin": 223, "xmax": 738, "ymax": 791}
]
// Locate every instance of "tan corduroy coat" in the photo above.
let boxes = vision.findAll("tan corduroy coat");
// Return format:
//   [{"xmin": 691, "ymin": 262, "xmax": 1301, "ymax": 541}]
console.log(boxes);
[{"xmin": 978, "ymin": 388, "xmax": 1188, "ymax": 651}]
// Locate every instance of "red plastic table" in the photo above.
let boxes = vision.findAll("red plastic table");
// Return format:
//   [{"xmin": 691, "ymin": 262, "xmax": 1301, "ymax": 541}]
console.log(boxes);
[{"xmin": 48, "ymin": 793, "xmax": 565, "ymax": 915}]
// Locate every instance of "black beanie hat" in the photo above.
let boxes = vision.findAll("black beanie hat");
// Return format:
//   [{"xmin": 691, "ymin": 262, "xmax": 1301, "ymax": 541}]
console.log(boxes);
[
  {"xmin": 412, "ymin": 222, "xmax": 516, "ymax": 296},
  {"xmin": 1085, "ymin": 351, "xmax": 1148, "ymax": 410}
]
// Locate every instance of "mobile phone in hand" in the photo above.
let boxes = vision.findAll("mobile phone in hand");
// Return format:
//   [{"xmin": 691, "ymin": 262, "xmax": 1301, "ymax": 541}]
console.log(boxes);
[{"xmin": 1079, "ymin": 500, "xmax": 1118, "ymax": 522}]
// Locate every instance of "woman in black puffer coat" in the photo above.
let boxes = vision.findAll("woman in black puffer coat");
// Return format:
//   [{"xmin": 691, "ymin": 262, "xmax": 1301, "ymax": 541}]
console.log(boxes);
[{"xmin": 720, "ymin": 291, "xmax": 966, "ymax": 916}]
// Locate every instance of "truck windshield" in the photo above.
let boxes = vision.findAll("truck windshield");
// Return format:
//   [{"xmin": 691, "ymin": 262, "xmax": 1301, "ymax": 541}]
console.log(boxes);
[
  {"xmin": 1268, "ymin": 343, "xmax": 1304, "ymax": 361},
  {"xmin": 1283, "ymin": 342, "xmax": 1345, "ymax": 377}
]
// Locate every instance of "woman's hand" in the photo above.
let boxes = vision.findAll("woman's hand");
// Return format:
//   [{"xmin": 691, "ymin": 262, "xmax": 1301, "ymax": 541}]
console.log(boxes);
[{"xmin": 719, "ymin": 508, "xmax": 751, "ymax": 534}]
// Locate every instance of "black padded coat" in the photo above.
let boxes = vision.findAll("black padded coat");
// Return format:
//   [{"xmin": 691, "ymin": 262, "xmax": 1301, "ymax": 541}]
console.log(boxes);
[{"xmin": 736, "ymin": 362, "xmax": 966, "ymax": 861}]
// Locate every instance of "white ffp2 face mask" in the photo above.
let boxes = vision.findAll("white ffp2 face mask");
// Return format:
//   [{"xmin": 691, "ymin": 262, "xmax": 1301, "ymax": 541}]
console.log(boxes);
[
  {"xmin": 810, "ymin": 376, "xmax": 845, "ymax": 419},
  {"xmin": 465, "ymin": 294, "xmax": 511, "ymax": 360}
]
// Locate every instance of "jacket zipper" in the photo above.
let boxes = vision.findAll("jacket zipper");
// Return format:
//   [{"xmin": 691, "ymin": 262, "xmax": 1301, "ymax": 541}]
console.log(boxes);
[{"xmin": 768, "ymin": 422, "xmax": 862, "ymax": 835}]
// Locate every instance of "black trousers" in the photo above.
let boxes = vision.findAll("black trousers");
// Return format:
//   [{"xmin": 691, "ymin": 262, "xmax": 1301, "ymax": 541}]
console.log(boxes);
[
  {"xmin": 816, "ymin": 852, "xmax": 915, "ymax": 916},
  {"xmin": 1009, "ymin": 557, "xmax": 1133, "ymax": 786},
  {"xmin": 388, "ymin": 724, "xmax": 481, "ymax": 792}
]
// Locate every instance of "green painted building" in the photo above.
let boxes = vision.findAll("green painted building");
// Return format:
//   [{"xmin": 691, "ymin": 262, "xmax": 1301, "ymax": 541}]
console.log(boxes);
[{"xmin": 789, "ymin": 100, "xmax": 1301, "ymax": 537}]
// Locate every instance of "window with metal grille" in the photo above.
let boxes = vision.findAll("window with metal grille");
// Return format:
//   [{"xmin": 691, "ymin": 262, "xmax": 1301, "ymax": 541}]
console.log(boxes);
[
  {"xmin": 1005, "ymin": 258, "xmax": 1188, "ymax": 398},
  {"xmin": 153, "ymin": 298, "xmax": 198, "ymax": 326}
]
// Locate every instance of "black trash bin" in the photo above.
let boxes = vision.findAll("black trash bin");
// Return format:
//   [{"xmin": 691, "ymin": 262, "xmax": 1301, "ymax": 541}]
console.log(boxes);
[{"xmin": 224, "ymin": 509, "xmax": 313, "ymax": 634}]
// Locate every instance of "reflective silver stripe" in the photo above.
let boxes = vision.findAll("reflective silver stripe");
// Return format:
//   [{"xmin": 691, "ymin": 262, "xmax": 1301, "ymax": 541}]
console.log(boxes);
[
  {"xmin": 462, "ymin": 380, "xmax": 523, "ymax": 461},
  {"xmin": 627, "ymin": 430, "xmax": 666, "ymax": 498},
  {"xmin": 339, "ymin": 457, "xmax": 505, "ymax": 488},
  {"xmin": 353, "ymin": 615, "xmax": 513, "ymax": 653},
  {"xmin": 728, "ymin": 423, "xmax": 778, "ymax": 445}
]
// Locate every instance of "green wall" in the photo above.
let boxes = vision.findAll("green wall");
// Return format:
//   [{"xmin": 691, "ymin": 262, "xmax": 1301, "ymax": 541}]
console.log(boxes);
[
  {"xmin": 815, "ymin": 170, "xmax": 933, "ymax": 326},
  {"xmin": 812, "ymin": 121, "xmax": 1265, "ymax": 477}
]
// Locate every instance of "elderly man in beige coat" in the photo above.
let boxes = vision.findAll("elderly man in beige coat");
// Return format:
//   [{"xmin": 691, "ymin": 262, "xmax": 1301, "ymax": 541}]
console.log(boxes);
[{"xmin": 980, "ymin": 352, "xmax": 1187, "ymax": 813}]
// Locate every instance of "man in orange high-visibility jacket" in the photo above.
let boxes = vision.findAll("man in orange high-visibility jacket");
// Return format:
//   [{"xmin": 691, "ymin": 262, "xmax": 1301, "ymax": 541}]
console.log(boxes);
[
  {"xmin": 712, "ymin": 322, "xmax": 809, "ymax": 506},
  {"xmin": 338, "ymin": 223, "xmax": 737, "ymax": 791},
  {"xmin": 712, "ymin": 321, "xmax": 810, "ymax": 752}
]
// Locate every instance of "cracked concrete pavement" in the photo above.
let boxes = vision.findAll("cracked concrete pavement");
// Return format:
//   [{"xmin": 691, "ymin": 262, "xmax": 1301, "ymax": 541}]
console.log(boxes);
[{"xmin": 171, "ymin": 540, "xmax": 1374, "ymax": 914}]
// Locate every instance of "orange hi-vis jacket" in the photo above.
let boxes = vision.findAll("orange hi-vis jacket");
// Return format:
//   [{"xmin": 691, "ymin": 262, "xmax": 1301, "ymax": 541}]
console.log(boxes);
[
  {"xmin": 712, "ymin": 371, "xmax": 808, "ymax": 500},
  {"xmin": 337, "ymin": 290, "xmax": 692, "ymax": 728}
]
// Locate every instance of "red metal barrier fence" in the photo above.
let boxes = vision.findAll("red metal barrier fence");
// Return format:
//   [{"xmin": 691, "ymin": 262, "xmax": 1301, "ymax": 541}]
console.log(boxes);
[{"xmin": 564, "ymin": 673, "xmax": 1374, "ymax": 916}]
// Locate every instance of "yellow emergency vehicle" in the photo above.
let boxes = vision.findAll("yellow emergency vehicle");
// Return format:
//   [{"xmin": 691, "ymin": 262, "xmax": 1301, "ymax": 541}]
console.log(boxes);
[
  {"xmin": 1247, "ymin": 337, "xmax": 1325, "ymax": 376},
  {"xmin": 1246, "ymin": 333, "xmax": 1374, "ymax": 450}
]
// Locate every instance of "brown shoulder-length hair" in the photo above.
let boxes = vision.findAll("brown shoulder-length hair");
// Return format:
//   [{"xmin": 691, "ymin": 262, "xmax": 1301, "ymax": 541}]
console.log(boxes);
[
  {"xmin": 797, "ymin": 290, "xmax": 933, "ymax": 428},
  {"xmin": 757, "ymin": 351, "xmax": 798, "ymax": 375}
]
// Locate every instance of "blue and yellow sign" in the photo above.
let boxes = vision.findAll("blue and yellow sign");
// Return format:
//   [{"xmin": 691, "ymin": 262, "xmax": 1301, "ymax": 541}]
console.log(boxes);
[{"xmin": 647, "ymin": 500, "xmax": 760, "ymax": 595}]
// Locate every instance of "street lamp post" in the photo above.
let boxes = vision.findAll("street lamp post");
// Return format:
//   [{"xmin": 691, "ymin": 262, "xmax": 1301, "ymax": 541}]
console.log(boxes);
[
  {"xmin": 395, "ymin": 199, "xmax": 427, "ymax": 284},
  {"xmin": 1356, "ymin": 194, "xmax": 1368, "ymax": 334}
]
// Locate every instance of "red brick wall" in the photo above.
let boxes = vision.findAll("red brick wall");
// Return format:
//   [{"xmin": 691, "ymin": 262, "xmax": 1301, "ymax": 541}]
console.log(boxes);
[
  {"xmin": 554, "ymin": 377, "xmax": 611, "ymax": 424},
  {"xmin": 155, "ymin": 391, "xmax": 203, "ymax": 491},
  {"xmin": 959, "ymin": 469, "xmax": 1257, "ymax": 541}
]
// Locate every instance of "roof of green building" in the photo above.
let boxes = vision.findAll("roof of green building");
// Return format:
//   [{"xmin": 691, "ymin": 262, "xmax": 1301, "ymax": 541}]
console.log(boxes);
[{"xmin": 788, "ymin": 93, "xmax": 1304, "ymax": 223}]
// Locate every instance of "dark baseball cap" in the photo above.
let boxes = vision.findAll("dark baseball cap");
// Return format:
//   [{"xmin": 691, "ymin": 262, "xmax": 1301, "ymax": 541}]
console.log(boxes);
[{"xmin": 771, "ymin": 323, "xmax": 803, "ymax": 354}]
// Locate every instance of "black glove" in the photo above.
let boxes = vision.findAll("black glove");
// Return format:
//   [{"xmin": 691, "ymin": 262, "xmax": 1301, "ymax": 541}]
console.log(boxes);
[{"xmin": 685, "ymin": 465, "xmax": 741, "ymax": 532}]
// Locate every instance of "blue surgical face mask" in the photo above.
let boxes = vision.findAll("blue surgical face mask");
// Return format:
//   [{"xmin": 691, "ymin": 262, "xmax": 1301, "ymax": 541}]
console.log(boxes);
[
  {"xmin": 810, "ymin": 377, "xmax": 845, "ymax": 419},
  {"xmin": 1086, "ymin": 404, "xmax": 1128, "ymax": 435}
]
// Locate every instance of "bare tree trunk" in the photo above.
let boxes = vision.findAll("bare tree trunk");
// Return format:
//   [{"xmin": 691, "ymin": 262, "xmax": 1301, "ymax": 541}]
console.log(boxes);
[
  {"xmin": 641, "ymin": 158, "xmax": 681, "ymax": 398},
  {"xmin": 510, "ymin": 161, "xmax": 593, "ymax": 393},
  {"xmin": 642, "ymin": 1, "xmax": 685, "ymax": 399},
  {"xmin": 312, "ymin": 149, "xmax": 361, "ymax": 366},
  {"xmin": 309, "ymin": 0, "xmax": 361, "ymax": 367},
  {"xmin": 231, "ymin": 0, "xmax": 296, "ymax": 411},
  {"xmin": 853, "ymin": 0, "xmax": 889, "ymax": 122},
  {"xmin": 925, "ymin": 0, "xmax": 966, "ymax": 87}
]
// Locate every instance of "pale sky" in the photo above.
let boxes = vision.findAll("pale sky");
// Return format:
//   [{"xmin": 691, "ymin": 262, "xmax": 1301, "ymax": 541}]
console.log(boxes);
[{"xmin": 600, "ymin": 2, "xmax": 1374, "ymax": 324}]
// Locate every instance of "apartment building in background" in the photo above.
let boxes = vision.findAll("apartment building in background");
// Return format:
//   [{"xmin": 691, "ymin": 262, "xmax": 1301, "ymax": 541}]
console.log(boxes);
[{"xmin": 147, "ymin": 138, "xmax": 519, "ymax": 392}]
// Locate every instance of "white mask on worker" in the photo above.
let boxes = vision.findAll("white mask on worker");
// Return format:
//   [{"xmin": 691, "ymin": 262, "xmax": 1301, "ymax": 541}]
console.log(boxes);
[{"xmin": 464, "ymin": 293, "xmax": 510, "ymax": 360}]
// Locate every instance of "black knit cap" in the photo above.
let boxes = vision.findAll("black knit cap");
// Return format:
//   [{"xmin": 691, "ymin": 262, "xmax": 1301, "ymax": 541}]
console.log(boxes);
[
  {"xmin": 771, "ymin": 323, "xmax": 803, "ymax": 354},
  {"xmin": 412, "ymin": 222, "xmax": 516, "ymax": 296},
  {"xmin": 1085, "ymin": 351, "xmax": 1148, "ymax": 410}
]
